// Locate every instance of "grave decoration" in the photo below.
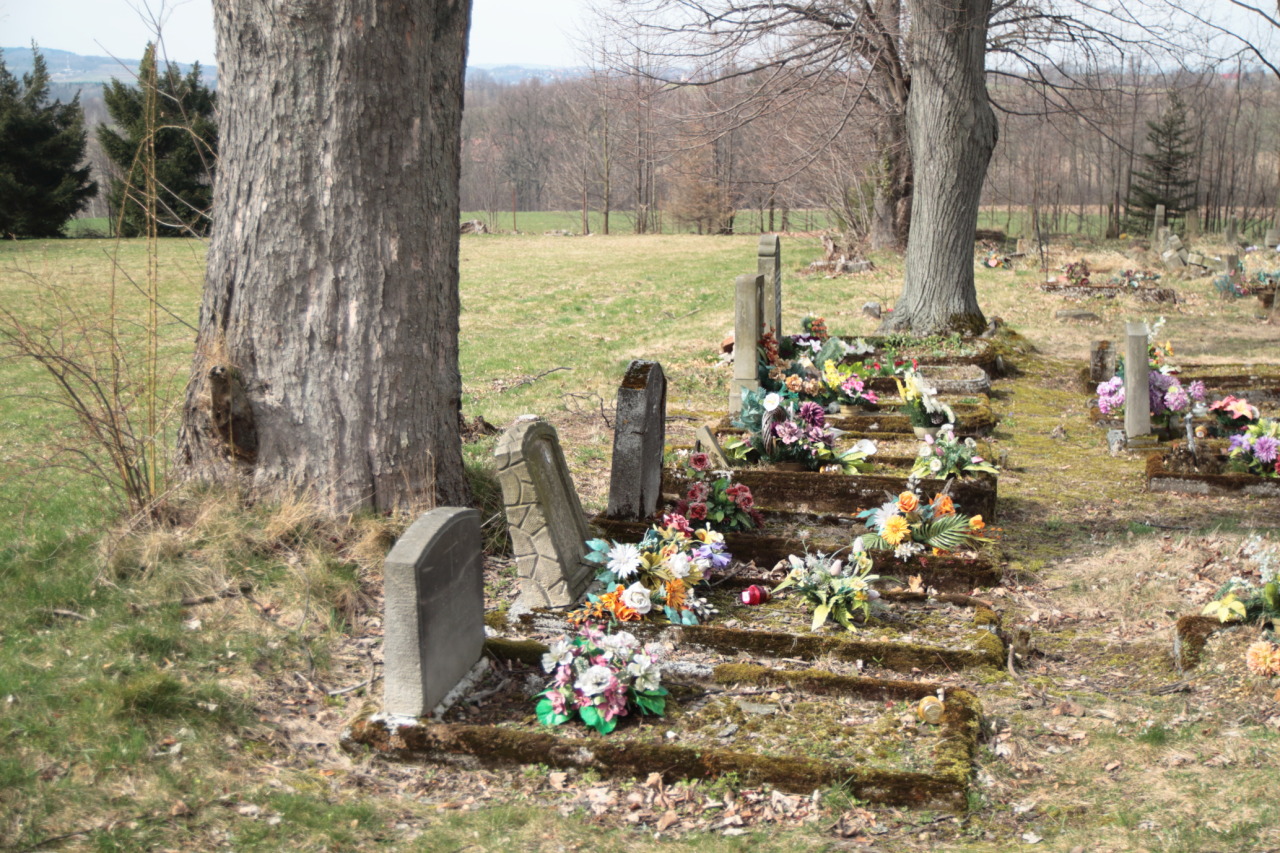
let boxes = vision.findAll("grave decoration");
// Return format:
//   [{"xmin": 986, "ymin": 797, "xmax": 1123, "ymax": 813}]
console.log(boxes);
[
  {"xmin": 572, "ymin": 514, "xmax": 726, "ymax": 627},
  {"xmin": 1146, "ymin": 436, "xmax": 1280, "ymax": 498},
  {"xmin": 1209, "ymin": 396, "xmax": 1261, "ymax": 436},
  {"xmin": 724, "ymin": 388, "xmax": 877, "ymax": 473},
  {"xmin": 1094, "ymin": 372, "xmax": 1204, "ymax": 436},
  {"xmin": 896, "ymin": 371, "xmax": 956, "ymax": 435},
  {"xmin": 911, "ymin": 425, "xmax": 999, "ymax": 480},
  {"xmin": 1174, "ymin": 537, "xmax": 1280, "ymax": 671},
  {"xmin": 668, "ymin": 450, "xmax": 763, "ymax": 533},
  {"xmin": 855, "ymin": 488, "xmax": 990, "ymax": 563},
  {"xmin": 1226, "ymin": 419, "xmax": 1280, "ymax": 477},
  {"xmin": 1039, "ymin": 261, "xmax": 1177, "ymax": 303},
  {"xmin": 534, "ymin": 624, "xmax": 668, "ymax": 735},
  {"xmin": 771, "ymin": 547, "xmax": 883, "ymax": 631}
]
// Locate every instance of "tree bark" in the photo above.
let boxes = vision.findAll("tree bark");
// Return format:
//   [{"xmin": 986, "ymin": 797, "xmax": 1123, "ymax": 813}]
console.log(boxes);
[
  {"xmin": 882, "ymin": 0, "xmax": 996, "ymax": 335},
  {"xmin": 176, "ymin": 0, "xmax": 473, "ymax": 514}
]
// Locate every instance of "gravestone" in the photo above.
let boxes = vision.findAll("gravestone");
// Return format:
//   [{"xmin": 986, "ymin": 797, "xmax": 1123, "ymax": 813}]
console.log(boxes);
[
  {"xmin": 1124, "ymin": 323, "xmax": 1152, "ymax": 440},
  {"xmin": 1265, "ymin": 227, "xmax": 1280, "ymax": 249},
  {"xmin": 1226, "ymin": 218, "xmax": 1238, "ymax": 245},
  {"xmin": 383, "ymin": 507, "xmax": 485, "ymax": 717},
  {"xmin": 1185, "ymin": 210, "xmax": 1200, "ymax": 239},
  {"xmin": 1056, "ymin": 309, "xmax": 1102, "ymax": 324},
  {"xmin": 731, "ymin": 273, "xmax": 764, "ymax": 414},
  {"xmin": 1152, "ymin": 205, "xmax": 1166, "ymax": 241},
  {"xmin": 1226, "ymin": 253, "xmax": 1239, "ymax": 275},
  {"xmin": 607, "ymin": 360, "xmax": 667, "ymax": 521},
  {"xmin": 1089, "ymin": 340, "xmax": 1117, "ymax": 384},
  {"xmin": 758, "ymin": 234, "xmax": 783, "ymax": 337},
  {"xmin": 695, "ymin": 424, "xmax": 732, "ymax": 470},
  {"xmin": 495, "ymin": 419, "xmax": 593, "ymax": 608}
]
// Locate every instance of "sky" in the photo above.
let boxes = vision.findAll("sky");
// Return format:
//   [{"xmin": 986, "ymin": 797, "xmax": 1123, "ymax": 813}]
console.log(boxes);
[{"xmin": 0, "ymin": 0, "xmax": 595, "ymax": 67}]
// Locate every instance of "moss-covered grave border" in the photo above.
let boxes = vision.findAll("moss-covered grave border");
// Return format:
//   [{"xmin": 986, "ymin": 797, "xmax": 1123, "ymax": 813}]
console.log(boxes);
[
  {"xmin": 1146, "ymin": 452, "xmax": 1280, "ymax": 498},
  {"xmin": 342, "ymin": 645, "xmax": 982, "ymax": 810}
]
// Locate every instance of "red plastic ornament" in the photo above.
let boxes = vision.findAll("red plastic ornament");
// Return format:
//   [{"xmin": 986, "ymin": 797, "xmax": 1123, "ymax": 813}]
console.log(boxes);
[{"xmin": 740, "ymin": 585, "xmax": 771, "ymax": 606}]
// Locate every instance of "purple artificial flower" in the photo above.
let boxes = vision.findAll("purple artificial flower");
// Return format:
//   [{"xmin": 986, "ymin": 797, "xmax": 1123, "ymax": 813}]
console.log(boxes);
[
  {"xmin": 798, "ymin": 401, "xmax": 826, "ymax": 428},
  {"xmin": 774, "ymin": 420, "xmax": 801, "ymax": 445},
  {"xmin": 1096, "ymin": 377, "xmax": 1124, "ymax": 415},
  {"xmin": 1254, "ymin": 435, "xmax": 1279, "ymax": 463},
  {"xmin": 1228, "ymin": 433, "xmax": 1251, "ymax": 453},
  {"xmin": 1149, "ymin": 372, "xmax": 1175, "ymax": 416},
  {"xmin": 695, "ymin": 544, "xmax": 731, "ymax": 568},
  {"xmin": 1164, "ymin": 383, "xmax": 1190, "ymax": 414},
  {"xmin": 807, "ymin": 425, "xmax": 828, "ymax": 444},
  {"xmin": 1188, "ymin": 380, "xmax": 1206, "ymax": 402}
]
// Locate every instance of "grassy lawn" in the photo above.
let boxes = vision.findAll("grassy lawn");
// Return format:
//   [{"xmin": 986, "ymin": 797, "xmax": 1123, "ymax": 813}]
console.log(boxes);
[{"xmin": 2, "ymin": 229, "xmax": 1279, "ymax": 851}]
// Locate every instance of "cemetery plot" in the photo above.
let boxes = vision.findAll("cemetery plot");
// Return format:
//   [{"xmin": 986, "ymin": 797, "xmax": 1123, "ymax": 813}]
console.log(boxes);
[
  {"xmin": 344, "ymin": 647, "xmax": 981, "ymax": 810},
  {"xmin": 1145, "ymin": 450, "xmax": 1280, "ymax": 498},
  {"xmin": 1038, "ymin": 281, "xmax": 1178, "ymax": 303},
  {"xmin": 710, "ymin": 395, "xmax": 997, "ymax": 440}
]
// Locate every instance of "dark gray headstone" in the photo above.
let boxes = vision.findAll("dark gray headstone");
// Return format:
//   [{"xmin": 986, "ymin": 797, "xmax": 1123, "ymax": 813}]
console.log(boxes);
[
  {"xmin": 757, "ymin": 234, "xmax": 782, "ymax": 337},
  {"xmin": 1056, "ymin": 309, "xmax": 1102, "ymax": 324},
  {"xmin": 383, "ymin": 508, "xmax": 484, "ymax": 718},
  {"xmin": 1124, "ymin": 323, "xmax": 1151, "ymax": 439},
  {"xmin": 607, "ymin": 360, "xmax": 667, "ymax": 521},
  {"xmin": 495, "ymin": 419, "xmax": 592, "ymax": 608},
  {"xmin": 1089, "ymin": 340, "xmax": 1117, "ymax": 384}
]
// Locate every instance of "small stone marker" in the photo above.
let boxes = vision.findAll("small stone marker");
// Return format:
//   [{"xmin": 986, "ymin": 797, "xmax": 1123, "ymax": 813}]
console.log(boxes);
[
  {"xmin": 861, "ymin": 301, "xmax": 882, "ymax": 320},
  {"xmin": 383, "ymin": 507, "xmax": 485, "ymax": 718},
  {"xmin": 607, "ymin": 360, "xmax": 667, "ymax": 521},
  {"xmin": 757, "ymin": 234, "xmax": 782, "ymax": 338},
  {"xmin": 694, "ymin": 424, "xmax": 732, "ymax": 470},
  {"xmin": 1265, "ymin": 227, "xmax": 1280, "ymax": 249},
  {"xmin": 731, "ymin": 273, "xmax": 764, "ymax": 414},
  {"xmin": 1185, "ymin": 210, "xmax": 1200, "ymax": 239},
  {"xmin": 1226, "ymin": 253, "xmax": 1239, "ymax": 274},
  {"xmin": 1124, "ymin": 322, "xmax": 1152, "ymax": 440},
  {"xmin": 1089, "ymin": 340, "xmax": 1117, "ymax": 383},
  {"xmin": 495, "ymin": 419, "xmax": 593, "ymax": 608}
]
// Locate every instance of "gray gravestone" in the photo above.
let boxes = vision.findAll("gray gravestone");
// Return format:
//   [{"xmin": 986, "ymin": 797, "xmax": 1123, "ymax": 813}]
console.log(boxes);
[
  {"xmin": 1226, "ymin": 218, "xmax": 1238, "ymax": 245},
  {"xmin": 607, "ymin": 360, "xmax": 667, "ymax": 521},
  {"xmin": 1226, "ymin": 253, "xmax": 1239, "ymax": 274},
  {"xmin": 757, "ymin": 234, "xmax": 782, "ymax": 338},
  {"xmin": 1124, "ymin": 323, "xmax": 1151, "ymax": 439},
  {"xmin": 495, "ymin": 419, "xmax": 593, "ymax": 608},
  {"xmin": 383, "ymin": 507, "xmax": 484, "ymax": 718},
  {"xmin": 694, "ymin": 424, "xmax": 732, "ymax": 470},
  {"xmin": 1265, "ymin": 227, "xmax": 1280, "ymax": 249},
  {"xmin": 1152, "ymin": 204, "xmax": 1166, "ymax": 241},
  {"xmin": 730, "ymin": 273, "xmax": 764, "ymax": 414},
  {"xmin": 1089, "ymin": 340, "xmax": 1117, "ymax": 384}
]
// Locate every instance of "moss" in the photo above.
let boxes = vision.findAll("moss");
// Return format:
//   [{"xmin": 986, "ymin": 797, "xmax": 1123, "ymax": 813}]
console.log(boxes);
[
  {"xmin": 1173, "ymin": 614, "xmax": 1226, "ymax": 671},
  {"xmin": 682, "ymin": 624, "xmax": 1002, "ymax": 671},
  {"xmin": 484, "ymin": 637, "xmax": 547, "ymax": 667},
  {"xmin": 483, "ymin": 608, "xmax": 509, "ymax": 631}
]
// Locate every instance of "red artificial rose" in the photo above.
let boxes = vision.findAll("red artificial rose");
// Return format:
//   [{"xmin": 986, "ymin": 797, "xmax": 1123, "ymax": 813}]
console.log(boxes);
[
  {"xmin": 735, "ymin": 490, "xmax": 754, "ymax": 509},
  {"xmin": 688, "ymin": 502, "xmax": 708, "ymax": 520},
  {"xmin": 690, "ymin": 452, "xmax": 711, "ymax": 471}
]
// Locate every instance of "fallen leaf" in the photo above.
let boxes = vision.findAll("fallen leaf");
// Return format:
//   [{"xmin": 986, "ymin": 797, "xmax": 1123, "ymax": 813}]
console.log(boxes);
[
  {"xmin": 548, "ymin": 772, "xmax": 568, "ymax": 791},
  {"xmin": 657, "ymin": 810, "xmax": 680, "ymax": 831},
  {"xmin": 1104, "ymin": 761, "xmax": 1122, "ymax": 773},
  {"xmin": 1022, "ymin": 832, "xmax": 1043, "ymax": 843}
]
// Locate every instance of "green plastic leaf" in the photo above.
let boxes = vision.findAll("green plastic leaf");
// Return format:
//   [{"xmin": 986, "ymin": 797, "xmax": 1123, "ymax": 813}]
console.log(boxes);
[
  {"xmin": 536, "ymin": 698, "xmax": 570, "ymax": 727},
  {"xmin": 579, "ymin": 705, "xmax": 603, "ymax": 728},
  {"xmin": 812, "ymin": 602, "xmax": 831, "ymax": 631},
  {"xmin": 594, "ymin": 715, "xmax": 618, "ymax": 734}
]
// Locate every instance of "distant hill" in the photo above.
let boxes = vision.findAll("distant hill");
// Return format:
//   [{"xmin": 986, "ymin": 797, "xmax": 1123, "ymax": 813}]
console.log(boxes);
[{"xmin": 1, "ymin": 46, "xmax": 217, "ymax": 87}]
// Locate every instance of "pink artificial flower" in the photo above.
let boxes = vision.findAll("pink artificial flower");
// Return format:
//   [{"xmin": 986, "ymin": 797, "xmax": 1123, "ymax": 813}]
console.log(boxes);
[{"xmin": 690, "ymin": 452, "xmax": 711, "ymax": 471}]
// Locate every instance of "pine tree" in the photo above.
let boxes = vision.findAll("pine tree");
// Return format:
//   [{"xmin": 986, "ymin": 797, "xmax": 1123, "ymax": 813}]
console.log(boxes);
[
  {"xmin": 1124, "ymin": 95, "xmax": 1197, "ymax": 235},
  {"xmin": 98, "ymin": 44, "xmax": 217, "ymax": 237},
  {"xmin": 0, "ymin": 46, "xmax": 97, "ymax": 238}
]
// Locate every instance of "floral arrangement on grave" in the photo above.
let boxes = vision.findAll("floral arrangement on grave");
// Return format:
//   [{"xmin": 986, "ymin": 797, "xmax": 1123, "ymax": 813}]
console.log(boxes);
[
  {"xmin": 771, "ymin": 547, "xmax": 884, "ymax": 631},
  {"xmin": 758, "ymin": 330, "xmax": 876, "ymax": 404},
  {"xmin": 1202, "ymin": 537, "xmax": 1280, "ymax": 626},
  {"xmin": 1094, "ymin": 374, "xmax": 1204, "ymax": 431},
  {"xmin": 911, "ymin": 423, "xmax": 999, "ymax": 480},
  {"xmin": 856, "ymin": 487, "xmax": 990, "ymax": 561},
  {"xmin": 726, "ymin": 389, "xmax": 877, "ymax": 473},
  {"xmin": 536, "ymin": 625, "xmax": 667, "ymax": 734},
  {"xmin": 1110, "ymin": 269, "xmax": 1161, "ymax": 288},
  {"xmin": 984, "ymin": 250, "xmax": 1010, "ymax": 269},
  {"xmin": 1209, "ymin": 395, "xmax": 1261, "ymax": 437},
  {"xmin": 577, "ymin": 515, "xmax": 726, "ymax": 626},
  {"xmin": 821, "ymin": 359, "xmax": 880, "ymax": 410},
  {"xmin": 671, "ymin": 450, "xmax": 763, "ymax": 533},
  {"xmin": 1063, "ymin": 259, "xmax": 1090, "ymax": 286},
  {"xmin": 895, "ymin": 371, "xmax": 955, "ymax": 430},
  {"xmin": 1226, "ymin": 419, "xmax": 1280, "ymax": 478}
]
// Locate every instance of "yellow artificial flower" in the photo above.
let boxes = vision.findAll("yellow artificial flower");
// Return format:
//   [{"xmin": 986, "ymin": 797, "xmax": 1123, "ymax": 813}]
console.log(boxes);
[
  {"xmin": 969, "ymin": 515, "xmax": 985, "ymax": 531},
  {"xmin": 882, "ymin": 515, "xmax": 911, "ymax": 546}
]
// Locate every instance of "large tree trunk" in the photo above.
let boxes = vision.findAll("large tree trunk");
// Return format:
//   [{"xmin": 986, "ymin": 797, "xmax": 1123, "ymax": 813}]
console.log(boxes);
[
  {"xmin": 869, "ymin": 109, "xmax": 913, "ymax": 251},
  {"xmin": 176, "ymin": 0, "xmax": 473, "ymax": 514},
  {"xmin": 882, "ymin": 0, "xmax": 996, "ymax": 335}
]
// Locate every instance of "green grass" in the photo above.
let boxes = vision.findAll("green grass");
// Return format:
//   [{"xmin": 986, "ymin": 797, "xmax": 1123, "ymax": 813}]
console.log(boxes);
[
  {"xmin": 459, "ymin": 208, "xmax": 838, "ymax": 235},
  {"xmin": 3, "ymin": 230, "xmax": 1280, "ymax": 851}
]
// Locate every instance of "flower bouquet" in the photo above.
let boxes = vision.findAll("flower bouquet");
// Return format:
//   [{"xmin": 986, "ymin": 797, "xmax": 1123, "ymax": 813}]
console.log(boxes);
[
  {"xmin": 856, "ymin": 488, "xmax": 990, "ymax": 561},
  {"xmin": 672, "ymin": 451, "xmax": 763, "ymax": 533},
  {"xmin": 577, "ymin": 514, "xmax": 727, "ymax": 626},
  {"xmin": 895, "ymin": 371, "xmax": 955, "ymax": 432},
  {"xmin": 1226, "ymin": 419, "xmax": 1280, "ymax": 478},
  {"xmin": 1094, "ymin": 374, "xmax": 1205, "ymax": 434},
  {"xmin": 821, "ymin": 359, "xmax": 880, "ymax": 410},
  {"xmin": 771, "ymin": 548, "xmax": 884, "ymax": 631},
  {"xmin": 1209, "ymin": 395, "xmax": 1260, "ymax": 437},
  {"xmin": 911, "ymin": 423, "xmax": 998, "ymax": 480},
  {"xmin": 726, "ymin": 388, "xmax": 877, "ymax": 473},
  {"xmin": 536, "ymin": 625, "xmax": 667, "ymax": 734}
]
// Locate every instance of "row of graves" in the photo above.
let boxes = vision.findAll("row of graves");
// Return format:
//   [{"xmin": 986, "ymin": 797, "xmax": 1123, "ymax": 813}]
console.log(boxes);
[
  {"xmin": 1083, "ymin": 319, "xmax": 1280, "ymax": 679},
  {"xmin": 344, "ymin": 237, "xmax": 1019, "ymax": 810}
]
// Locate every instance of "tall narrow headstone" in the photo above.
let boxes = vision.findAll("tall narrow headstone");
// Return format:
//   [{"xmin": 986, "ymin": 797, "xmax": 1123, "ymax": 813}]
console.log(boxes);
[
  {"xmin": 1226, "ymin": 218, "xmax": 1238, "ymax": 245},
  {"xmin": 730, "ymin": 273, "xmax": 764, "ymax": 414},
  {"xmin": 1185, "ymin": 209, "xmax": 1200, "ymax": 239},
  {"xmin": 1124, "ymin": 323, "xmax": 1151, "ymax": 440},
  {"xmin": 757, "ymin": 234, "xmax": 782, "ymax": 338},
  {"xmin": 1089, "ymin": 340, "xmax": 1117, "ymax": 384},
  {"xmin": 1152, "ymin": 205, "xmax": 1166, "ymax": 241},
  {"xmin": 383, "ymin": 507, "xmax": 484, "ymax": 717},
  {"xmin": 607, "ymin": 360, "xmax": 666, "ymax": 521},
  {"xmin": 1226, "ymin": 253, "xmax": 1239, "ymax": 276},
  {"xmin": 495, "ymin": 419, "xmax": 593, "ymax": 608}
]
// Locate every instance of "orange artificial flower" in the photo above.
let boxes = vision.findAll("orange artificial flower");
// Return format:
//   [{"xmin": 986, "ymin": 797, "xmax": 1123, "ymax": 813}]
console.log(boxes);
[
  {"xmin": 665, "ymin": 578, "xmax": 688, "ymax": 612},
  {"xmin": 969, "ymin": 515, "xmax": 985, "ymax": 531},
  {"xmin": 932, "ymin": 494, "xmax": 955, "ymax": 516},
  {"xmin": 882, "ymin": 515, "xmax": 912, "ymax": 545},
  {"xmin": 600, "ymin": 586, "xmax": 641, "ymax": 622},
  {"xmin": 897, "ymin": 491, "xmax": 920, "ymax": 513},
  {"xmin": 785, "ymin": 374, "xmax": 804, "ymax": 393},
  {"xmin": 1245, "ymin": 641, "xmax": 1277, "ymax": 677}
]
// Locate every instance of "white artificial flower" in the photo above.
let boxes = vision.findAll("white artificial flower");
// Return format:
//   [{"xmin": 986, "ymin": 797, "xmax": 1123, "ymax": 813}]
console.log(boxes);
[
  {"xmin": 918, "ymin": 443, "xmax": 933, "ymax": 458},
  {"xmin": 763, "ymin": 392, "xmax": 782, "ymax": 412},
  {"xmin": 827, "ymin": 559, "xmax": 844, "ymax": 576},
  {"xmin": 607, "ymin": 542, "xmax": 643, "ymax": 580},
  {"xmin": 894, "ymin": 542, "xmax": 925, "ymax": 561},
  {"xmin": 964, "ymin": 437, "xmax": 977, "ymax": 448},
  {"xmin": 599, "ymin": 631, "xmax": 638, "ymax": 653},
  {"xmin": 851, "ymin": 535, "xmax": 866, "ymax": 553},
  {"xmin": 666, "ymin": 552, "xmax": 692, "ymax": 579},
  {"xmin": 929, "ymin": 458, "xmax": 943, "ymax": 473},
  {"xmin": 851, "ymin": 438, "xmax": 877, "ymax": 457},
  {"xmin": 621, "ymin": 582, "xmax": 653, "ymax": 615},
  {"xmin": 541, "ymin": 638, "xmax": 573, "ymax": 673},
  {"xmin": 576, "ymin": 664, "xmax": 614, "ymax": 696}
]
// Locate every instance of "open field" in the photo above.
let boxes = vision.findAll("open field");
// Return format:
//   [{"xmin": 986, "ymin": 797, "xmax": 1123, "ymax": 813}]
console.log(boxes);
[{"xmin": 2, "ymin": 231, "xmax": 1280, "ymax": 851}]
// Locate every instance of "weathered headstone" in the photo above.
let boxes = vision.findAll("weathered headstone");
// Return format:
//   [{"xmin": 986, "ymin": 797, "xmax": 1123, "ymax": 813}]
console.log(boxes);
[
  {"xmin": 1089, "ymin": 340, "xmax": 1117, "ymax": 384},
  {"xmin": 1185, "ymin": 209, "xmax": 1200, "ymax": 239},
  {"xmin": 1124, "ymin": 323, "xmax": 1152, "ymax": 440},
  {"xmin": 731, "ymin": 273, "xmax": 764, "ymax": 414},
  {"xmin": 758, "ymin": 234, "xmax": 782, "ymax": 338},
  {"xmin": 694, "ymin": 424, "xmax": 732, "ymax": 470},
  {"xmin": 1226, "ymin": 218, "xmax": 1238, "ymax": 245},
  {"xmin": 607, "ymin": 360, "xmax": 667, "ymax": 521},
  {"xmin": 1152, "ymin": 204, "xmax": 1166, "ymax": 241},
  {"xmin": 861, "ymin": 301, "xmax": 882, "ymax": 320},
  {"xmin": 383, "ymin": 507, "xmax": 485, "ymax": 718},
  {"xmin": 1265, "ymin": 227, "xmax": 1280, "ymax": 249},
  {"xmin": 495, "ymin": 419, "xmax": 593, "ymax": 608},
  {"xmin": 1161, "ymin": 249, "xmax": 1186, "ymax": 270}
]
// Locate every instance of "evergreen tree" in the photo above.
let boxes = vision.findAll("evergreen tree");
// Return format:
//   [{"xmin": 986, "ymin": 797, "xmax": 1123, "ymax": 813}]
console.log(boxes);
[
  {"xmin": 0, "ymin": 46, "xmax": 97, "ymax": 238},
  {"xmin": 1124, "ymin": 95, "xmax": 1197, "ymax": 235},
  {"xmin": 99, "ymin": 44, "xmax": 217, "ymax": 237}
]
